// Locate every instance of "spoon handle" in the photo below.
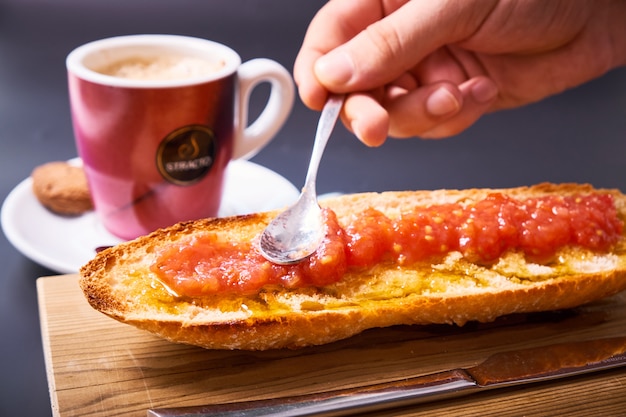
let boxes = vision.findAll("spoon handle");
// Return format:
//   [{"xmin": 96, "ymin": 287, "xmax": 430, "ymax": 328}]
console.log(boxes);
[{"xmin": 302, "ymin": 94, "xmax": 345, "ymax": 192}]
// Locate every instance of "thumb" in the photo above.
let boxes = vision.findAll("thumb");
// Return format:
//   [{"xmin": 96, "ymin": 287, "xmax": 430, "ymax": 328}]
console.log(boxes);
[{"xmin": 314, "ymin": 0, "xmax": 491, "ymax": 91}]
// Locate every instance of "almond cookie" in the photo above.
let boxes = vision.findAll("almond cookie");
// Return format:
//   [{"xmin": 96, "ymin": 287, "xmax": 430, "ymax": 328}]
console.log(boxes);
[{"xmin": 31, "ymin": 161, "xmax": 93, "ymax": 215}]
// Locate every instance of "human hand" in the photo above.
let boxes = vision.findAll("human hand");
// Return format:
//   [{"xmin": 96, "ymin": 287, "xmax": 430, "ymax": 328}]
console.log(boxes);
[{"xmin": 294, "ymin": 0, "xmax": 626, "ymax": 146}]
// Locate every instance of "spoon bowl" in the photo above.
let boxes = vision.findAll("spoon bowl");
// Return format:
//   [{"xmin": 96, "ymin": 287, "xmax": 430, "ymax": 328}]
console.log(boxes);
[{"xmin": 259, "ymin": 94, "xmax": 344, "ymax": 264}]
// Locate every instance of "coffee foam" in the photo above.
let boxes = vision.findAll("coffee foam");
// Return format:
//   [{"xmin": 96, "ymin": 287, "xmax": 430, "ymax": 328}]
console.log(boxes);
[{"xmin": 98, "ymin": 55, "xmax": 225, "ymax": 81}]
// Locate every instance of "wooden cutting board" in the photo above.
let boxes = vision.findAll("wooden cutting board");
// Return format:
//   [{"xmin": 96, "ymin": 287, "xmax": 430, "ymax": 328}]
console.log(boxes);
[{"xmin": 38, "ymin": 274, "xmax": 626, "ymax": 417}]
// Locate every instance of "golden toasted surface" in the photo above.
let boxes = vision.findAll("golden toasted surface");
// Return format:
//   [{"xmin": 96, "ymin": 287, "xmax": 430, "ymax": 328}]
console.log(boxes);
[{"xmin": 79, "ymin": 183, "xmax": 626, "ymax": 350}]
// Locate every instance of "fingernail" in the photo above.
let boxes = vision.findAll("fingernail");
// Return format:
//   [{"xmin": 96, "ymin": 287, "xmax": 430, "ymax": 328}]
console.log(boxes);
[
  {"xmin": 426, "ymin": 87, "xmax": 460, "ymax": 116},
  {"xmin": 315, "ymin": 51, "xmax": 355, "ymax": 85},
  {"xmin": 470, "ymin": 78, "xmax": 498, "ymax": 103}
]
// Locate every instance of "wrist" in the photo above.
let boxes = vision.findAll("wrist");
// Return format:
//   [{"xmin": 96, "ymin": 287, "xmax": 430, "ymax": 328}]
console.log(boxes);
[{"xmin": 609, "ymin": 0, "xmax": 626, "ymax": 67}]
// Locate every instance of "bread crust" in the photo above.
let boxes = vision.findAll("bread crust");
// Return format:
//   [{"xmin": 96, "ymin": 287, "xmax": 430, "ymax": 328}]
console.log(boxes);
[{"xmin": 79, "ymin": 183, "xmax": 626, "ymax": 350}]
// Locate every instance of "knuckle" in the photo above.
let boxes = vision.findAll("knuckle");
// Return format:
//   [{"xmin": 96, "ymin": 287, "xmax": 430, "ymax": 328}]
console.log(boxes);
[{"xmin": 363, "ymin": 22, "xmax": 405, "ymax": 63}]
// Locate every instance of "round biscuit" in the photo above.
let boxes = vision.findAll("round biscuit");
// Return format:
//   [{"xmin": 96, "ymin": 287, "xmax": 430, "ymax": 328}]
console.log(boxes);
[{"xmin": 31, "ymin": 161, "xmax": 93, "ymax": 215}]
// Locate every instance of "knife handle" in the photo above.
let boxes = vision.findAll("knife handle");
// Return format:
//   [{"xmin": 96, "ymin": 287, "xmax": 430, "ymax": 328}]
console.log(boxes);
[{"xmin": 147, "ymin": 369, "xmax": 477, "ymax": 417}]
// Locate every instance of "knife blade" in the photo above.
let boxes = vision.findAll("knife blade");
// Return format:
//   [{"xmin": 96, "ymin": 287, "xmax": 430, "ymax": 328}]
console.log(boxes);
[{"xmin": 147, "ymin": 336, "xmax": 626, "ymax": 417}]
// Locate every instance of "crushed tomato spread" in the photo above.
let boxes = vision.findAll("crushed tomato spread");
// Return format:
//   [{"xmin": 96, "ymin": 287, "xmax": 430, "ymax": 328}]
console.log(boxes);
[{"xmin": 151, "ymin": 193, "xmax": 623, "ymax": 297}]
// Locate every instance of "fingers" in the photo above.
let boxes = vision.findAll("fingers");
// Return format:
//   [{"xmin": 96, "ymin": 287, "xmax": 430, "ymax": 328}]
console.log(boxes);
[
  {"xmin": 312, "ymin": 0, "xmax": 495, "ymax": 92},
  {"xmin": 345, "ymin": 76, "xmax": 498, "ymax": 145},
  {"xmin": 342, "ymin": 92, "xmax": 390, "ymax": 147},
  {"xmin": 385, "ymin": 82, "xmax": 463, "ymax": 138},
  {"xmin": 295, "ymin": 0, "xmax": 500, "ymax": 143},
  {"xmin": 417, "ymin": 76, "xmax": 498, "ymax": 138},
  {"xmin": 294, "ymin": 53, "xmax": 327, "ymax": 111},
  {"xmin": 294, "ymin": 0, "xmax": 390, "ymax": 110}
]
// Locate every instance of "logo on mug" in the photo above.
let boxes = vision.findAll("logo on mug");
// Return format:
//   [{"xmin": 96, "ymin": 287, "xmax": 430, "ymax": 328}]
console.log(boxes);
[{"xmin": 156, "ymin": 125, "xmax": 216, "ymax": 185}]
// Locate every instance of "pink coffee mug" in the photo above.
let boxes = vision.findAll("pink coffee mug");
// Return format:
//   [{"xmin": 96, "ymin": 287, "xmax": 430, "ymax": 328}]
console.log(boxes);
[{"xmin": 66, "ymin": 34, "xmax": 294, "ymax": 240}]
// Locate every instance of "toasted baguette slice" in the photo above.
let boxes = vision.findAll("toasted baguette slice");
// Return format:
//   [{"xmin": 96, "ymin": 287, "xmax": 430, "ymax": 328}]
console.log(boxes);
[{"xmin": 79, "ymin": 183, "xmax": 626, "ymax": 350}]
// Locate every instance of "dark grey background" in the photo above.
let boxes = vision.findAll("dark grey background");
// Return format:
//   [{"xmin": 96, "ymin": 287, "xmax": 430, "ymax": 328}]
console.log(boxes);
[{"xmin": 1, "ymin": 1, "xmax": 625, "ymax": 415}]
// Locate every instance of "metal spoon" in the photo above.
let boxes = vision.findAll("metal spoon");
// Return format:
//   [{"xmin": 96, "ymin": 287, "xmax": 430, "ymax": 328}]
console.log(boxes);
[{"xmin": 259, "ymin": 94, "xmax": 345, "ymax": 264}]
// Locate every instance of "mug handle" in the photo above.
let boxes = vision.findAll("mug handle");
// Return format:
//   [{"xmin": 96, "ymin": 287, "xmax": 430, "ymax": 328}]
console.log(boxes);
[{"xmin": 233, "ymin": 58, "xmax": 295, "ymax": 160}]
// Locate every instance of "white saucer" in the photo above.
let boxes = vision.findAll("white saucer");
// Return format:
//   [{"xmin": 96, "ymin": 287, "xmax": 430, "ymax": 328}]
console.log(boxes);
[{"xmin": 1, "ymin": 159, "xmax": 299, "ymax": 274}]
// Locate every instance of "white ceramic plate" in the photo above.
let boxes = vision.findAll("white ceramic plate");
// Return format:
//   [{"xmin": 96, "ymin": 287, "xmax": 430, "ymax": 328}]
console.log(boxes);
[{"xmin": 1, "ymin": 159, "xmax": 299, "ymax": 273}]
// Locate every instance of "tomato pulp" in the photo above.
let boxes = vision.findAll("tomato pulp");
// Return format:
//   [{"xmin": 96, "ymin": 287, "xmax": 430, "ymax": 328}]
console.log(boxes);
[{"xmin": 151, "ymin": 193, "xmax": 623, "ymax": 297}]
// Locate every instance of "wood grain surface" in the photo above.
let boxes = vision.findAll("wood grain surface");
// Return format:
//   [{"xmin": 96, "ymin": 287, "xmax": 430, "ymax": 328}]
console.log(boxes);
[{"xmin": 38, "ymin": 274, "xmax": 626, "ymax": 417}]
